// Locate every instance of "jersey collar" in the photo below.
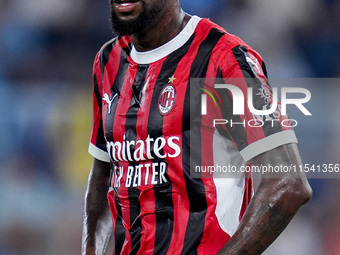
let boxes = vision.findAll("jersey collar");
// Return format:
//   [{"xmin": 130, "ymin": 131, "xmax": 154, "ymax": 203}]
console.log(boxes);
[{"xmin": 130, "ymin": 15, "xmax": 201, "ymax": 65}]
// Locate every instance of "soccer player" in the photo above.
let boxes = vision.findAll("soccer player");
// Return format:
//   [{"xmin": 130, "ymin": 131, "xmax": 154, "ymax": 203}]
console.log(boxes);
[{"xmin": 82, "ymin": 0, "xmax": 312, "ymax": 254}]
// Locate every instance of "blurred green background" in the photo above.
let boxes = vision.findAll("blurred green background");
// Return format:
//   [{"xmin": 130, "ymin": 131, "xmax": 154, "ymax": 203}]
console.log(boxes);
[{"xmin": 1, "ymin": 0, "xmax": 340, "ymax": 254}]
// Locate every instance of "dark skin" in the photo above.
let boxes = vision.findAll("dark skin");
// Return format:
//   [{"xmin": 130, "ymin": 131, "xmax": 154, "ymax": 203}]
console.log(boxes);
[
  {"xmin": 82, "ymin": 1, "xmax": 312, "ymax": 254},
  {"xmin": 217, "ymin": 143, "xmax": 312, "ymax": 254},
  {"xmin": 82, "ymin": 159, "xmax": 112, "ymax": 255},
  {"xmin": 131, "ymin": 6, "xmax": 190, "ymax": 52},
  {"xmin": 110, "ymin": 0, "xmax": 191, "ymax": 52}
]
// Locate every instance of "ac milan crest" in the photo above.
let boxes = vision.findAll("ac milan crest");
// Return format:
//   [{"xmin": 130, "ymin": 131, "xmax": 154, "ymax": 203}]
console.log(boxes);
[{"xmin": 158, "ymin": 85, "xmax": 176, "ymax": 115}]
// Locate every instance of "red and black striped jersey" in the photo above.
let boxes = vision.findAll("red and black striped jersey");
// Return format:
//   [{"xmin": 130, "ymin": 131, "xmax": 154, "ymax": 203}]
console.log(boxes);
[{"xmin": 89, "ymin": 16, "xmax": 297, "ymax": 255}]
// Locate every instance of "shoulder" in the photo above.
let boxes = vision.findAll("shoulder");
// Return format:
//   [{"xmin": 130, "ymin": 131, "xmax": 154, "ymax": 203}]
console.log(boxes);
[
  {"xmin": 196, "ymin": 18, "xmax": 263, "ymax": 64},
  {"xmin": 196, "ymin": 18, "xmax": 248, "ymax": 51},
  {"xmin": 195, "ymin": 18, "xmax": 267, "ymax": 78}
]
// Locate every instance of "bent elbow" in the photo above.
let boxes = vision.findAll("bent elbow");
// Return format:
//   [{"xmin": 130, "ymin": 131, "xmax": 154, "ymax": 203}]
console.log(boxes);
[
  {"xmin": 300, "ymin": 182, "xmax": 313, "ymax": 205},
  {"xmin": 289, "ymin": 179, "xmax": 313, "ymax": 207}
]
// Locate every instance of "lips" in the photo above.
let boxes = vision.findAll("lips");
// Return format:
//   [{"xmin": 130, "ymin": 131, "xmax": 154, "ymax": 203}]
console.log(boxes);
[
  {"xmin": 115, "ymin": 0, "xmax": 138, "ymax": 2},
  {"xmin": 114, "ymin": 0, "xmax": 140, "ymax": 13}
]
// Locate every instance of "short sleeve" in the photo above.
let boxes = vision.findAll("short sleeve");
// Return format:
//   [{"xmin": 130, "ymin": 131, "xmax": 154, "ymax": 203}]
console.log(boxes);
[
  {"xmin": 213, "ymin": 44, "xmax": 297, "ymax": 161},
  {"xmin": 88, "ymin": 52, "xmax": 110, "ymax": 163}
]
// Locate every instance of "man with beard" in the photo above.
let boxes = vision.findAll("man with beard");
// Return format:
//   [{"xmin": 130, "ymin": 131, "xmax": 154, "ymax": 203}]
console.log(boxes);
[{"xmin": 82, "ymin": 0, "xmax": 312, "ymax": 254}]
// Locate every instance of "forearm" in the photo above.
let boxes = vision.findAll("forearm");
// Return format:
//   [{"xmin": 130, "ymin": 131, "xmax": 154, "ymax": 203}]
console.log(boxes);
[
  {"xmin": 82, "ymin": 159, "xmax": 113, "ymax": 255},
  {"xmin": 218, "ymin": 144, "xmax": 312, "ymax": 255}
]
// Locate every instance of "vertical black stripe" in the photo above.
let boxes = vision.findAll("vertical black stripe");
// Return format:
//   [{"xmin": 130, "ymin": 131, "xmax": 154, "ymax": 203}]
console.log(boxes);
[
  {"xmin": 181, "ymin": 28, "xmax": 225, "ymax": 255},
  {"xmin": 215, "ymin": 67, "xmax": 249, "ymax": 150},
  {"xmin": 105, "ymin": 45, "xmax": 131, "ymax": 143},
  {"xmin": 231, "ymin": 45, "xmax": 258, "ymax": 78},
  {"xmin": 93, "ymin": 75, "xmax": 107, "ymax": 151},
  {"xmin": 103, "ymin": 44, "xmax": 131, "ymax": 254},
  {"xmin": 99, "ymin": 38, "xmax": 116, "ymax": 79},
  {"xmin": 93, "ymin": 75, "xmax": 102, "ymax": 114},
  {"xmin": 261, "ymin": 61, "xmax": 268, "ymax": 78},
  {"xmin": 114, "ymin": 195, "xmax": 125, "ymax": 255},
  {"xmin": 125, "ymin": 65, "xmax": 149, "ymax": 254},
  {"xmin": 146, "ymin": 34, "xmax": 195, "ymax": 255},
  {"xmin": 231, "ymin": 45, "xmax": 283, "ymax": 137},
  {"xmin": 111, "ymin": 43, "xmax": 132, "ymax": 97}
]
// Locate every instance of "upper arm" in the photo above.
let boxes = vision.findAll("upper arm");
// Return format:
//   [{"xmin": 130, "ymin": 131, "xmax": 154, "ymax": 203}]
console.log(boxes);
[
  {"xmin": 86, "ymin": 158, "xmax": 111, "ymax": 196},
  {"xmin": 90, "ymin": 158, "xmax": 111, "ymax": 180},
  {"xmin": 249, "ymin": 143, "xmax": 312, "ymax": 203}
]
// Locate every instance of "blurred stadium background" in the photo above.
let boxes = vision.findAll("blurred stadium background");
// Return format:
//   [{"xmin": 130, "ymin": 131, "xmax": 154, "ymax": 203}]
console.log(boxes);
[{"xmin": 0, "ymin": 0, "xmax": 339, "ymax": 254}]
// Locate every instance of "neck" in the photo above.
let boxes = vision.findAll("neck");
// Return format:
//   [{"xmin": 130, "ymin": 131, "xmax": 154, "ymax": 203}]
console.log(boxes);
[{"xmin": 131, "ymin": 5, "xmax": 191, "ymax": 52}]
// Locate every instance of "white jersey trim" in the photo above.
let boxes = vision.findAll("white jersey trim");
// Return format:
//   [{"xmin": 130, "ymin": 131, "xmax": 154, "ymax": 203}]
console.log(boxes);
[
  {"xmin": 88, "ymin": 143, "xmax": 110, "ymax": 163},
  {"xmin": 212, "ymin": 130, "xmax": 245, "ymax": 236},
  {"xmin": 130, "ymin": 15, "xmax": 202, "ymax": 64},
  {"xmin": 240, "ymin": 130, "xmax": 298, "ymax": 162}
]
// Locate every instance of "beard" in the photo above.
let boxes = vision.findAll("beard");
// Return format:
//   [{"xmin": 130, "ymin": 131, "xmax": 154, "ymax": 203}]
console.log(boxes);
[{"xmin": 110, "ymin": 1, "xmax": 165, "ymax": 36}]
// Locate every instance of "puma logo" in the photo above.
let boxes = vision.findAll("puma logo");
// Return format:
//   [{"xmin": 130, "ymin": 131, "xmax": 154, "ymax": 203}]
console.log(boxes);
[
  {"xmin": 246, "ymin": 56, "xmax": 260, "ymax": 73},
  {"xmin": 103, "ymin": 93, "xmax": 118, "ymax": 114}
]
